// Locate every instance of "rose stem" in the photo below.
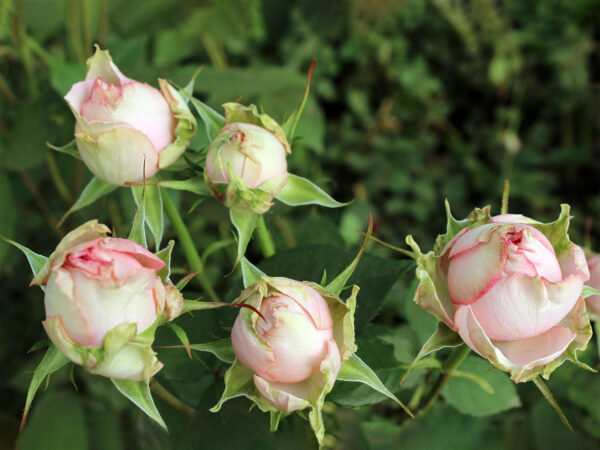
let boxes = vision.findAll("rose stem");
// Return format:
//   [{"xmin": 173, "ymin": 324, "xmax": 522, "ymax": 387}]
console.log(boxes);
[
  {"xmin": 256, "ymin": 215, "xmax": 276, "ymax": 258},
  {"xmin": 150, "ymin": 378, "xmax": 195, "ymax": 418},
  {"xmin": 418, "ymin": 345, "xmax": 471, "ymax": 416},
  {"xmin": 501, "ymin": 179, "xmax": 510, "ymax": 215},
  {"xmin": 161, "ymin": 188, "xmax": 220, "ymax": 302},
  {"xmin": 532, "ymin": 376, "xmax": 573, "ymax": 431},
  {"xmin": 46, "ymin": 154, "xmax": 72, "ymax": 204}
]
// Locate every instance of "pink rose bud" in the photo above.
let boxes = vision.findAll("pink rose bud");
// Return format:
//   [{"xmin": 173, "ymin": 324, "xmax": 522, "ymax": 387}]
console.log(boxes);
[
  {"xmin": 64, "ymin": 47, "xmax": 195, "ymax": 186},
  {"xmin": 31, "ymin": 221, "xmax": 179, "ymax": 381},
  {"xmin": 204, "ymin": 103, "xmax": 290, "ymax": 214},
  {"xmin": 231, "ymin": 277, "xmax": 348, "ymax": 412},
  {"xmin": 409, "ymin": 205, "xmax": 592, "ymax": 382},
  {"xmin": 585, "ymin": 252, "xmax": 600, "ymax": 318}
]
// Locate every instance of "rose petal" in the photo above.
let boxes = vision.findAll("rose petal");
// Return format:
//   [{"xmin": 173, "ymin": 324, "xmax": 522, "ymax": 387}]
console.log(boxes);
[
  {"xmin": 470, "ymin": 273, "xmax": 583, "ymax": 341},
  {"xmin": 99, "ymin": 238, "xmax": 166, "ymax": 270},
  {"xmin": 75, "ymin": 125, "xmax": 159, "ymax": 185},
  {"xmin": 447, "ymin": 226, "xmax": 506, "ymax": 304},
  {"xmin": 69, "ymin": 268, "xmax": 159, "ymax": 346},
  {"xmin": 45, "ymin": 269, "xmax": 95, "ymax": 346},
  {"xmin": 112, "ymin": 82, "xmax": 175, "ymax": 152},
  {"xmin": 493, "ymin": 327, "xmax": 576, "ymax": 366}
]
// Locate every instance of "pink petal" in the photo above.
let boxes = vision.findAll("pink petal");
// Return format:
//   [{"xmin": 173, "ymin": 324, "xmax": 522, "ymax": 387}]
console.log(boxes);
[
  {"xmin": 45, "ymin": 269, "xmax": 95, "ymax": 346},
  {"xmin": 470, "ymin": 273, "xmax": 583, "ymax": 341},
  {"xmin": 75, "ymin": 125, "xmax": 160, "ymax": 185},
  {"xmin": 65, "ymin": 80, "xmax": 96, "ymax": 115},
  {"xmin": 447, "ymin": 226, "xmax": 506, "ymax": 304},
  {"xmin": 586, "ymin": 255, "xmax": 600, "ymax": 315},
  {"xmin": 268, "ymin": 278, "xmax": 333, "ymax": 330},
  {"xmin": 99, "ymin": 238, "xmax": 165, "ymax": 270},
  {"xmin": 493, "ymin": 327, "xmax": 576, "ymax": 366},
  {"xmin": 112, "ymin": 82, "xmax": 175, "ymax": 152}
]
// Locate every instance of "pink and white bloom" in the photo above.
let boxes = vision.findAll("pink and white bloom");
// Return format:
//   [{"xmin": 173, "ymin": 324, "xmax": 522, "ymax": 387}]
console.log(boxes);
[
  {"xmin": 585, "ymin": 252, "xmax": 600, "ymax": 319},
  {"xmin": 229, "ymin": 277, "xmax": 356, "ymax": 412},
  {"xmin": 64, "ymin": 47, "xmax": 195, "ymax": 185},
  {"xmin": 31, "ymin": 220, "xmax": 182, "ymax": 381},
  {"xmin": 408, "ymin": 204, "xmax": 592, "ymax": 382},
  {"xmin": 204, "ymin": 103, "xmax": 290, "ymax": 214}
]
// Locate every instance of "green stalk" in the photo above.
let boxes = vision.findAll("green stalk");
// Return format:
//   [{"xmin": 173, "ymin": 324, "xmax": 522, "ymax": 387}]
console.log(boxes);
[
  {"xmin": 418, "ymin": 345, "xmax": 471, "ymax": 415},
  {"xmin": 501, "ymin": 179, "xmax": 510, "ymax": 215},
  {"xmin": 150, "ymin": 379, "xmax": 195, "ymax": 418},
  {"xmin": 256, "ymin": 216, "xmax": 276, "ymax": 258},
  {"xmin": 161, "ymin": 189, "xmax": 220, "ymax": 302}
]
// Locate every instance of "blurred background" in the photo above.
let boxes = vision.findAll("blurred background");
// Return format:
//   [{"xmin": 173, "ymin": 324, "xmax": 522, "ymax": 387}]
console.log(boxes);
[{"xmin": 1, "ymin": 0, "xmax": 599, "ymax": 449}]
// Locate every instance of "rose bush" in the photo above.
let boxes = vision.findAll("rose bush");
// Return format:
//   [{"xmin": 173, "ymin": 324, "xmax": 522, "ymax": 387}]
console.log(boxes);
[
  {"xmin": 408, "ymin": 205, "xmax": 592, "ymax": 382},
  {"xmin": 31, "ymin": 220, "xmax": 183, "ymax": 381},
  {"xmin": 204, "ymin": 103, "xmax": 290, "ymax": 214},
  {"xmin": 64, "ymin": 46, "xmax": 196, "ymax": 185},
  {"xmin": 585, "ymin": 251, "xmax": 600, "ymax": 319}
]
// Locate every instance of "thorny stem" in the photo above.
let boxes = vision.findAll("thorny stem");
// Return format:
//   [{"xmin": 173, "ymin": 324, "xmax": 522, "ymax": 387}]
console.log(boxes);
[
  {"xmin": 418, "ymin": 345, "xmax": 471, "ymax": 416},
  {"xmin": 161, "ymin": 189, "xmax": 220, "ymax": 302},
  {"xmin": 150, "ymin": 378, "xmax": 195, "ymax": 418},
  {"xmin": 256, "ymin": 216, "xmax": 276, "ymax": 258}
]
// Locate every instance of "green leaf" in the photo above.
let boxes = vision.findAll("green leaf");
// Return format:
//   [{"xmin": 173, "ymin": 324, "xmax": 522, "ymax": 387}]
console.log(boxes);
[
  {"xmin": 190, "ymin": 97, "xmax": 225, "ymax": 140},
  {"xmin": 17, "ymin": 391, "xmax": 88, "ymax": 450},
  {"xmin": 111, "ymin": 379, "xmax": 167, "ymax": 431},
  {"xmin": 276, "ymin": 174, "xmax": 350, "ymax": 208},
  {"xmin": 1, "ymin": 235, "xmax": 48, "ymax": 282},
  {"xmin": 582, "ymin": 286, "xmax": 600, "ymax": 298},
  {"xmin": 128, "ymin": 186, "xmax": 147, "ymax": 247},
  {"xmin": 337, "ymin": 354, "xmax": 413, "ymax": 417},
  {"xmin": 441, "ymin": 356, "xmax": 521, "ymax": 417},
  {"xmin": 241, "ymin": 256, "xmax": 266, "ymax": 288},
  {"xmin": 325, "ymin": 215, "xmax": 372, "ymax": 295},
  {"xmin": 20, "ymin": 344, "xmax": 70, "ymax": 431},
  {"xmin": 281, "ymin": 60, "xmax": 316, "ymax": 142},
  {"xmin": 166, "ymin": 322, "xmax": 192, "ymax": 358},
  {"xmin": 230, "ymin": 209, "xmax": 259, "ymax": 264},
  {"xmin": 190, "ymin": 338, "xmax": 236, "ymax": 363},
  {"xmin": 47, "ymin": 140, "xmax": 80, "ymax": 159},
  {"xmin": 59, "ymin": 177, "xmax": 117, "ymax": 226},
  {"xmin": 132, "ymin": 182, "xmax": 163, "ymax": 250}
]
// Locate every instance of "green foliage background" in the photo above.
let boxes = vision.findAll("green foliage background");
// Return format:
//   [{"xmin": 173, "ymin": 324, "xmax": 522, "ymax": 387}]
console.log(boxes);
[{"xmin": 0, "ymin": 0, "xmax": 599, "ymax": 449}]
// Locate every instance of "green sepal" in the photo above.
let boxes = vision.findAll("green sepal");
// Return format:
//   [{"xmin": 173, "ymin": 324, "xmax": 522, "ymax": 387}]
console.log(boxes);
[
  {"xmin": 20, "ymin": 344, "xmax": 70, "ymax": 431},
  {"xmin": 189, "ymin": 96, "xmax": 225, "ymax": 141},
  {"xmin": 157, "ymin": 79, "xmax": 197, "ymax": 169},
  {"xmin": 58, "ymin": 177, "xmax": 117, "ymax": 227},
  {"xmin": 325, "ymin": 215, "xmax": 372, "ymax": 295},
  {"xmin": 582, "ymin": 286, "xmax": 600, "ymax": 298},
  {"xmin": 270, "ymin": 411, "xmax": 284, "ymax": 432},
  {"xmin": 276, "ymin": 174, "xmax": 350, "ymax": 209},
  {"xmin": 47, "ymin": 139, "xmax": 80, "ymax": 159},
  {"xmin": 399, "ymin": 322, "xmax": 463, "ymax": 385},
  {"xmin": 155, "ymin": 240, "xmax": 175, "ymax": 283},
  {"xmin": 210, "ymin": 358, "xmax": 277, "ymax": 413},
  {"xmin": 282, "ymin": 60, "xmax": 315, "ymax": 142},
  {"xmin": 230, "ymin": 208, "xmax": 259, "ymax": 264},
  {"xmin": 530, "ymin": 204, "xmax": 572, "ymax": 258},
  {"xmin": 112, "ymin": 379, "xmax": 167, "ymax": 431},
  {"xmin": 166, "ymin": 322, "xmax": 192, "ymax": 358},
  {"xmin": 0, "ymin": 235, "xmax": 48, "ymax": 289},
  {"xmin": 241, "ymin": 256, "xmax": 266, "ymax": 288},
  {"xmin": 149, "ymin": 176, "xmax": 211, "ymax": 196}
]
